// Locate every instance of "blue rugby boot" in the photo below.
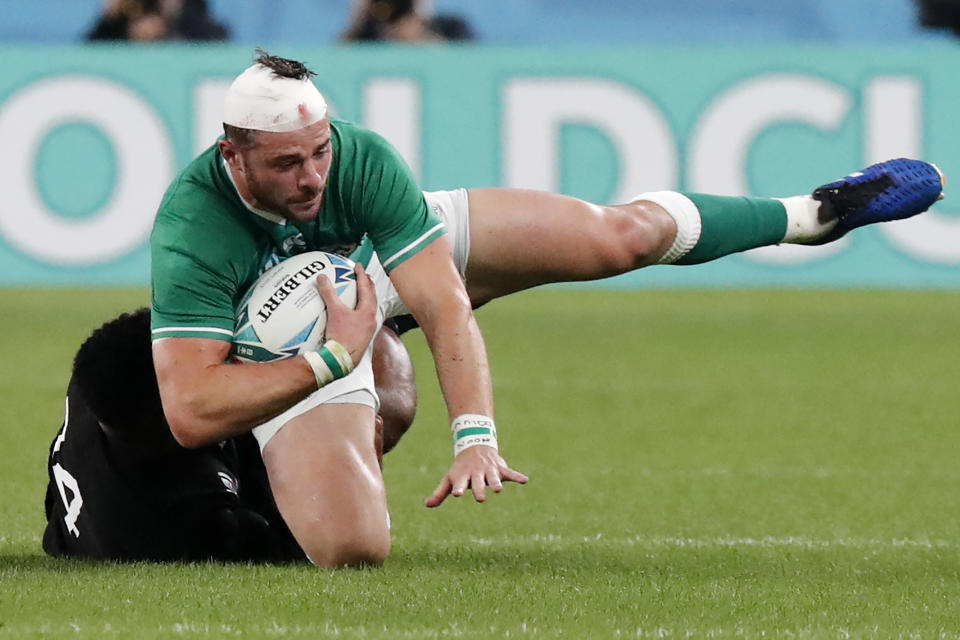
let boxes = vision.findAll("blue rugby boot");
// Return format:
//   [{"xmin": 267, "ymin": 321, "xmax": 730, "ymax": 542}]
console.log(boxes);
[{"xmin": 810, "ymin": 158, "xmax": 945, "ymax": 244}]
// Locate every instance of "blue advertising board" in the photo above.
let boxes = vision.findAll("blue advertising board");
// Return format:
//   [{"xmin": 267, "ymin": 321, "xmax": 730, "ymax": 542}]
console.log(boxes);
[{"xmin": 1, "ymin": 44, "xmax": 957, "ymax": 287}]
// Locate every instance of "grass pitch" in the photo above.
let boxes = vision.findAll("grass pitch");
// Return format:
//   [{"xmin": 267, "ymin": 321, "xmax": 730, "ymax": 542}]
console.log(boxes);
[{"xmin": 2, "ymin": 287, "xmax": 959, "ymax": 638}]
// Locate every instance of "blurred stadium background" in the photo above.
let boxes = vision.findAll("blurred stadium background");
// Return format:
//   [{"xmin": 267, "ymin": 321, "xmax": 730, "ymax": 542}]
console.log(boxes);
[
  {"xmin": 1, "ymin": 0, "xmax": 959, "ymax": 287},
  {"xmin": 1, "ymin": 0, "xmax": 955, "ymax": 44},
  {"xmin": 3, "ymin": 2, "xmax": 960, "ymax": 637}
]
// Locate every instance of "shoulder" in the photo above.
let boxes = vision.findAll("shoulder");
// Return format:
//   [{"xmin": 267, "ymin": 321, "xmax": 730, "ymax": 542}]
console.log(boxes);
[
  {"xmin": 330, "ymin": 120, "xmax": 418, "ymax": 199},
  {"xmin": 152, "ymin": 149, "xmax": 259, "ymax": 274},
  {"xmin": 332, "ymin": 119, "xmax": 401, "ymax": 160},
  {"xmin": 156, "ymin": 145, "xmax": 237, "ymax": 227}
]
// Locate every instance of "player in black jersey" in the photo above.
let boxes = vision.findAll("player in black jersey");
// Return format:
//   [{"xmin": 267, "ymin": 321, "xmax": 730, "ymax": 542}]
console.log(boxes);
[{"xmin": 43, "ymin": 308, "xmax": 415, "ymax": 562}]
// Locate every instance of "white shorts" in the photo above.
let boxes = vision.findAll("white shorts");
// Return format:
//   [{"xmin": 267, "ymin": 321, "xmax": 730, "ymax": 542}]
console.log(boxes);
[{"xmin": 251, "ymin": 188, "xmax": 471, "ymax": 450}]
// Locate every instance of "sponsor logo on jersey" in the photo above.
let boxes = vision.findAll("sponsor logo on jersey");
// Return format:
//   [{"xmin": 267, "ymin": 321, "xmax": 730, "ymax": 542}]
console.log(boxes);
[
  {"xmin": 281, "ymin": 233, "xmax": 307, "ymax": 255},
  {"xmin": 217, "ymin": 471, "xmax": 239, "ymax": 494}
]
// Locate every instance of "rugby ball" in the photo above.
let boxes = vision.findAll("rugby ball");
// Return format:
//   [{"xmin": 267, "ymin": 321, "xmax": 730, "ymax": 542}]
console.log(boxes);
[{"xmin": 232, "ymin": 251, "xmax": 358, "ymax": 363}]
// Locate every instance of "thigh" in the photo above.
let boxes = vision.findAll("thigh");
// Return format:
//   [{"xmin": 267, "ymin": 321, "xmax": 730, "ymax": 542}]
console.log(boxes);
[
  {"xmin": 251, "ymin": 338, "xmax": 379, "ymax": 450},
  {"xmin": 465, "ymin": 188, "xmax": 673, "ymax": 305},
  {"xmin": 261, "ymin": 402, "xmax": 390, "ymax": 567}
]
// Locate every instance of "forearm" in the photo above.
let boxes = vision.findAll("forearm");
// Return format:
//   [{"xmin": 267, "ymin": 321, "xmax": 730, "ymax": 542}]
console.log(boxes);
[
  {"xmin": 390, "ymin": 239, "xmax": 527, "ymax": 507},
  {"xmin": 418, "ymin": 295, "xmax": 530, "ymax": 508},
  {"xmin": 154, "ymin": 264, "xmax": 376, "ymax": 449},
  {"xmin": 156, "ymin": 351, "xmax": 318, "ymax": 448},
  {"xmin": 417, "ymin": 296, "xmax": 494, "ymax": 420}
]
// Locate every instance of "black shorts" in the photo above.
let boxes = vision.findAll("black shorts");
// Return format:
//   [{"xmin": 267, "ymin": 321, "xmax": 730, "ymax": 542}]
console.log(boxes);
[{"xmin": 43, "ymin": 379, "xmax": 303, "ymax": 562}]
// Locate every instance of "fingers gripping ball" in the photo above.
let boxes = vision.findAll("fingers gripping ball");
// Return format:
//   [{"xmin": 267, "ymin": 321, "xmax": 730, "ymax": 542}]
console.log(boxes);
[{"xmin": 232, "ymin": 251, "xmax": 358, "ymax": 363}]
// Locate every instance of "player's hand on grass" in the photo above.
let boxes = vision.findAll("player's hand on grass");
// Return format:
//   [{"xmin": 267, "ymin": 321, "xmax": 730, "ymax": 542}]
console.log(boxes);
[
  {"xmin": 425, "ymin": 445, "xmax": 528, "ymax": 507},
  {"xmin": 318, "ymin": 263, "xmax": 377, "ymax": 364}
]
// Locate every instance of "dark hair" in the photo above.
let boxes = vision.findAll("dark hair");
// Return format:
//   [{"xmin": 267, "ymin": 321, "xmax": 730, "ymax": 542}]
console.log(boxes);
[
  {"xmin": 253, "ymin": 48, "xmax": 315, "ymax": 81},
  {"xmin": 72, "ymin": 308, "xmax": 165, "ymax": 434},
  {"xmin": 222, "ymin": 48, "xmax": 317, "ymax": 148},
  {"xmin": 222, "ymin": 123, "xmax": 258, "ymax": 149}
]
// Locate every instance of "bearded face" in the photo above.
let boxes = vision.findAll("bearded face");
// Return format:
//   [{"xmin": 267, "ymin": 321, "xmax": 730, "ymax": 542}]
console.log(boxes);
[{"xmin": 225, "ymin": 118, "xmax": 333, "ymax": 222}]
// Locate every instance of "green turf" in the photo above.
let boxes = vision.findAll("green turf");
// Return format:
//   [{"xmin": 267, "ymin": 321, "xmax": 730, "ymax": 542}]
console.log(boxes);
[{"xmin": 3, "ymin": 288, "xmax": 960, "ymax": 638}]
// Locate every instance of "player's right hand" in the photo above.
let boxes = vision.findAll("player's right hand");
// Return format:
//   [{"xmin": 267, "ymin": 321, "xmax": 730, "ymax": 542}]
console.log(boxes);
[
  {"xmin": 317, "ymin": 263, "xmax": 377, "ymax": 364},
  {"xmin": 425, "ymin": 445, "xmax": 529, "ymax": 507}
]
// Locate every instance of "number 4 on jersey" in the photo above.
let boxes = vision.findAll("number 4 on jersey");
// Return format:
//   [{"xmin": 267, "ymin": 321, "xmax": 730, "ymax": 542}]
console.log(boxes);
[
  {"xmin": 51, "ymin": 463, "xmax": 83, "ymax": 538},
  {"xmin": 51, "ymin": 397, "xmax": 83, "ymax": 538}
]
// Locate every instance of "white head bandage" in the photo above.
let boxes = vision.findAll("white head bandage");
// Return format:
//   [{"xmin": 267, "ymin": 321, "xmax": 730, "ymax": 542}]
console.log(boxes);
[{"xmin": 223, "ymin": 63, "xmax": 328, "ymax": 133}]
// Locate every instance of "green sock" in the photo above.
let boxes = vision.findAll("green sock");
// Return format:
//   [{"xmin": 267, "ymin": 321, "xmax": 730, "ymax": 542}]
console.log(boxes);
[{"xmin": 676, "ymin": 194, "xmax": 788, "ymax": 265}]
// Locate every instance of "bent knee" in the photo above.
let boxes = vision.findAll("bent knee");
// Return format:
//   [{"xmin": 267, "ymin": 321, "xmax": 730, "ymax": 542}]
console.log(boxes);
[{"xmin": 304, "ymin": 526, "xmax": 391, "ymax": 568}]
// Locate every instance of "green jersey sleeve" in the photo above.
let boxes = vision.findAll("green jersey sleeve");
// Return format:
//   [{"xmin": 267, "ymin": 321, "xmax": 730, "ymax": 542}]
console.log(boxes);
[
  {"xmin": 150, "ymin": 233, "xmax": 240, "ymax": 342},
  {"xmin": 150, "ymin": 145, "xmax": 287, "ymax": 343},
  {"xmin": 338, "ymin": 124, "xmax": 446, "ymax": 272},
  {"xmin": 149, "ymin": 168, "xmax": 268, "ymax": 343}
]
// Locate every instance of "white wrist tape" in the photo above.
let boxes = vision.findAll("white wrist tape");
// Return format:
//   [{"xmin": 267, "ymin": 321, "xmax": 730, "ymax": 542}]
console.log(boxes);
[
  {"xmin": 302, "ymin": 340, "xmax": 355, "ymax": 389},
  {"xmin": 323, "ymin": 340, "xmax": 355, "ymax": 375},
  {"xmin": 451, "ymin": 414, "xmax": 498, "ymax": 457},
  {"xmin": 302, "ymin": 351, "xmax": 334, "ymax": 388}
]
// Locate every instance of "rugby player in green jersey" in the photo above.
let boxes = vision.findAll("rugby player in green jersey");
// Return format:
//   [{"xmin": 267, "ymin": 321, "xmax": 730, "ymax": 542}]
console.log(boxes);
[
  {"xmin": 151, "ymin": 51, "xmax": 527, "ymax": 567},
  {"xmin": 150, "ymin": 50, "xmax": 944, "ymax": 567}
]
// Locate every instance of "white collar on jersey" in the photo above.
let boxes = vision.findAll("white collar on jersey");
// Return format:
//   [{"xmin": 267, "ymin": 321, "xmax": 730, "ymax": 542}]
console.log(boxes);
[{"xmin": 221, "ymin": 157, "xmax": 287, "ymax": 225}]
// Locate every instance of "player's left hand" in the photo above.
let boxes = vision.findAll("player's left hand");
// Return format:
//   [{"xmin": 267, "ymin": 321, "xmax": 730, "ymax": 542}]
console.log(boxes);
[{"xmin": 425, "ymin": 445, "xmax": 528, "ymax": 507}]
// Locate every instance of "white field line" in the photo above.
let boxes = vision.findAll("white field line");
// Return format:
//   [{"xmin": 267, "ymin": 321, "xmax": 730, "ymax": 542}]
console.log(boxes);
[
  {"xmin": 618, "ymin": 466, "xmax": 960, "ymax": 479},
  {"xmin": 464, "ymin": 534, "xmax": 955, "ymax": 550},
  {"xmin": 11, "ymin": 622, "xmax": 960, "ymax": 639}
]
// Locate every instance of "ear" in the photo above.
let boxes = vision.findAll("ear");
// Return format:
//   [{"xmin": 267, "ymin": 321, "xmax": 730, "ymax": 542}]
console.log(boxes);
[{"xmin": 219, "ymin": 138, "xmax": 242, "ymax": 171}]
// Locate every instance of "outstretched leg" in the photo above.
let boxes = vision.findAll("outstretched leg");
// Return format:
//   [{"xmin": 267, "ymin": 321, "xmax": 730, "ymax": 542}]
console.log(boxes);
[
  {"xmin": 465, "ymin": 189, "xmax": 677, "ymax": 306},
  {"xmin": 465, "ymin": 159, "xmax": 944, "ymax": 305}
]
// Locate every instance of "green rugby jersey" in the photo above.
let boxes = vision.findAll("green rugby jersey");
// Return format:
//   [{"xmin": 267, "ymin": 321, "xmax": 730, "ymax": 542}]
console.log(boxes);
[{"xmin": 150, "ymin": 120, "xmax": 445, "ymax": 342}]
